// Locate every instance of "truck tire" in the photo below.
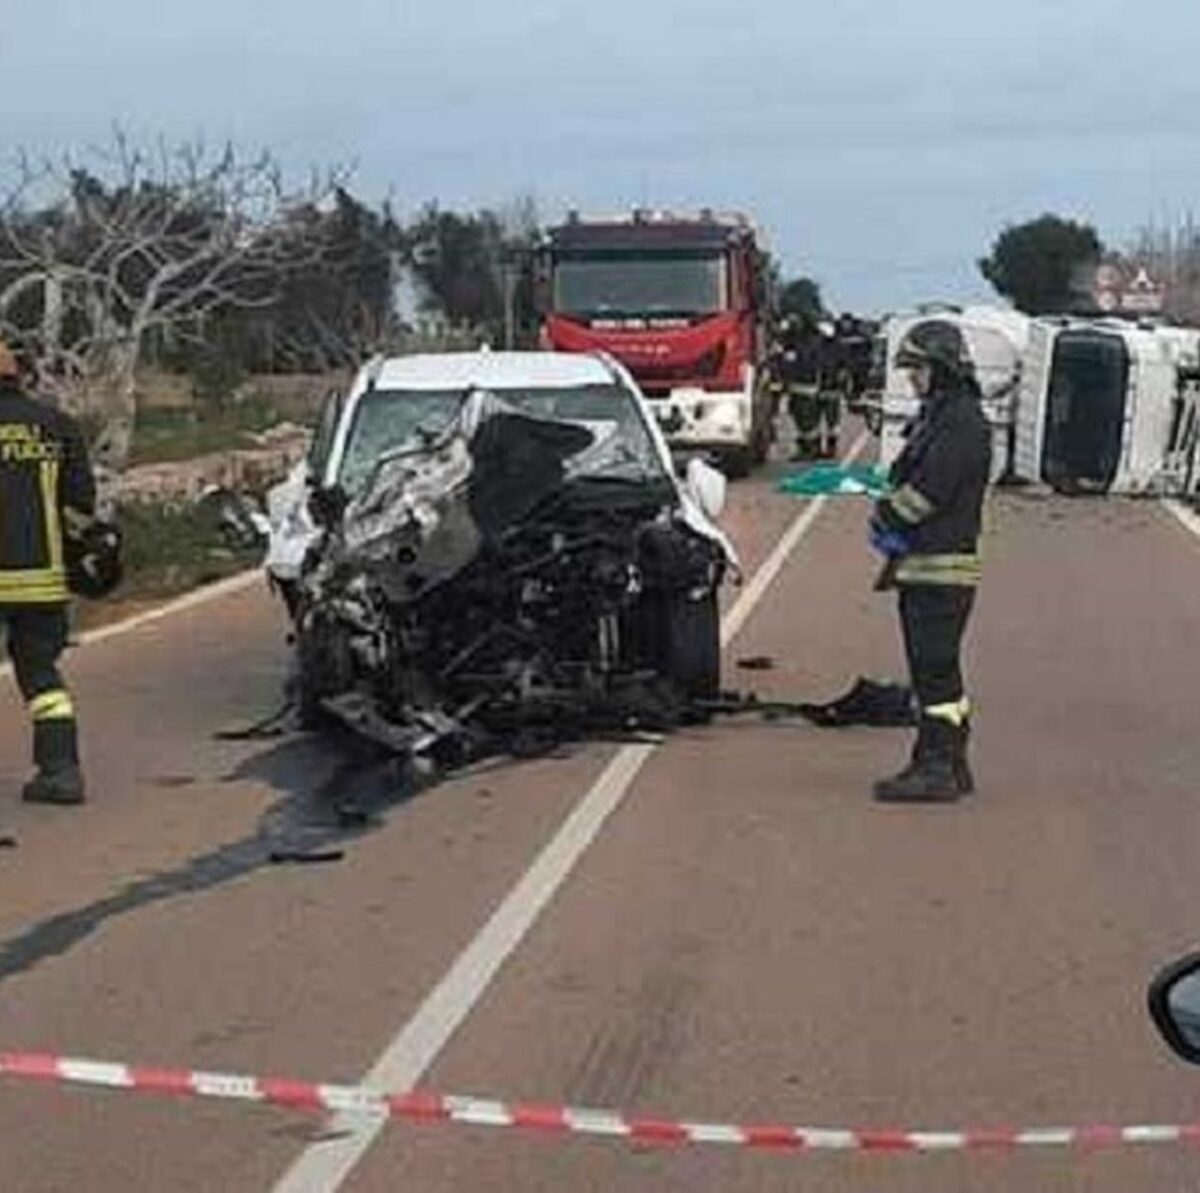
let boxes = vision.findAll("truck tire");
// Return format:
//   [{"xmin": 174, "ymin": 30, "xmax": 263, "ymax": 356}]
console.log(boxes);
[
  {"xmin": 296, "ymin": 678, "xmax": 328, "ymax": 732},
  {"xmin": 294, "ymin": 615, "xmax": 351, "ymax": 731},
  {"xmin": 751, "ymin": 418, "xmax": 772, "ymax": 465},
  {"xmin": 660, "ymin": 589, "xmax": 721, "ymax": 703}
]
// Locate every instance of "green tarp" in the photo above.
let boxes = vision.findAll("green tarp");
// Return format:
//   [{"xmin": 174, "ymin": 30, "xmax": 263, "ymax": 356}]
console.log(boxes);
[{"xmin": 777, "ymin": 463, "xmax": 890, "ymax": 498}]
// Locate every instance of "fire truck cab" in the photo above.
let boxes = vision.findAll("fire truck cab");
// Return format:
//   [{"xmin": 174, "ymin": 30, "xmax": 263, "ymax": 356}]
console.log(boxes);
[{"xmin": 538, "ymin": 210, "xmax": 773, "ymax": 477}]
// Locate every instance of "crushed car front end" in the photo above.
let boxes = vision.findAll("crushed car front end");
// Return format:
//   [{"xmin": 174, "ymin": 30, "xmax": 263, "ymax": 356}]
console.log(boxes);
[{"xmin": 276, "ymin": 357, "xmax": 734, "ymax": 766}]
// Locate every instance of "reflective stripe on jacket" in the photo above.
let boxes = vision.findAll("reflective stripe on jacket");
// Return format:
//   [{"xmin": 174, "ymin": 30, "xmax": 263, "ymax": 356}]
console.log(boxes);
[
  {"xmin": 0, "ymin": 383, "xmax": 96, "ymax": 605},
  {"xmin": 874, "ymin": 384, "xmax": 990, "ymax": 589}
]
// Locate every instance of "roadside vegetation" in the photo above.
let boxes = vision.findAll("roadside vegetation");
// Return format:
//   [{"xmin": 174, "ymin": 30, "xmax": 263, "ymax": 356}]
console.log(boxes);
[
  {"xmin": 127, "ymin": 395, "xmax": 285, "ymax": 466},
  {"xmin": 75, "ymin": 497, "xmax": 267, "ymax": 632}
]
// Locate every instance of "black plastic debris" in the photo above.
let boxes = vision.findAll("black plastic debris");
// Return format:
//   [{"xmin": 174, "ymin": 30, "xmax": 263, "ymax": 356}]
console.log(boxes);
[
  {"xmin": 695, "ymin": 677, "xmax": 916, "ymax": 729},
  {"xmin": 269, "ymin": 848, "xmax": 346, "ymax": 866},
  {"xmin": 737, "ymin": 656, "xmax": 776, "ymax": 671},
  {"xmin": 794, "ymin": 677, "xmax": 916, "ymax": 728},
  {"xmin": 215, "ymin": 700, "xmax": 295, "ymax": 742}
]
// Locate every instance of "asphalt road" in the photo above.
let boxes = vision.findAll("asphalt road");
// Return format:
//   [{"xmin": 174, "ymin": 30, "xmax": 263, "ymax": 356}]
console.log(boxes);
[{"xmin": 4, "ymin": 454, "xmax": 1200, "ymax": 1192}]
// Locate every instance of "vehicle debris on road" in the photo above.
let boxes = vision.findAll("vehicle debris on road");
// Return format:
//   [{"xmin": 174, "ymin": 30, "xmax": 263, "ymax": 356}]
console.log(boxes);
[
  {"xmin": 736, "ymin": 655, "xmax": 775, "ymax": 671},
  {"xmin": 268, "ymin": 847, "xmax": 346, "ymax": 866},
  {"xmin": 698, "ymin": 677, "xmax": 916, "ymax": 729}
]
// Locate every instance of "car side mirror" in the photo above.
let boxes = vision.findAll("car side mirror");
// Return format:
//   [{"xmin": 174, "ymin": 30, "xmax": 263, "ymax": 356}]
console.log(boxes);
[
  {"xmin": 684, "ymin": 457, "xmax": 727, "ymax": 520},
  {"xmin": 1149, "ymin": 954, "xmax": 1200, "ymax": 1062}
]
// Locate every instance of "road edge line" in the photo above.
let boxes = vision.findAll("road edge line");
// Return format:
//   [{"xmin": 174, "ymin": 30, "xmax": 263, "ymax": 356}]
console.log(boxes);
[
  {"xmin": 272, "ymin": 431, "xmax": 869, "ymax": 1193},
  {"xmin": 1163, "ymin": 497, "xmax": 1200, "ymax": 542},
  {"xmin": 1, "ymin": 570, "xmax": 263, "ymax": 681}
]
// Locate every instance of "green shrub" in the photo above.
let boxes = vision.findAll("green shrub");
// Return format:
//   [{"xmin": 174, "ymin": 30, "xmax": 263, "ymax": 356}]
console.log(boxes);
[
  {"xmin": 114, "ymin": 499, "xmax": 262, "ymax": 598},
  {"xmin": 128, "ymin": 397, "xmax": 282, "ymax": 465}
]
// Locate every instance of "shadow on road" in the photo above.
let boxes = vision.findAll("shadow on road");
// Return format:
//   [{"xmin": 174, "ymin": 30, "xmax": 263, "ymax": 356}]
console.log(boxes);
[{"xmin": 0, "ymin": 728, "xmax": 438, "ymax": 988}]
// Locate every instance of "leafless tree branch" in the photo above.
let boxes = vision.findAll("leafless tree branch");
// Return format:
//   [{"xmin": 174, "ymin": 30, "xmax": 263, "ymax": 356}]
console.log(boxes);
[{"xmin": 0, "ymin": 130, "xmax": 346, "ymax": 467}]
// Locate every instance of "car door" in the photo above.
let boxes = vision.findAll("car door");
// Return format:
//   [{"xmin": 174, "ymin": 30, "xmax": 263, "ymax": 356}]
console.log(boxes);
[{"xmin": 265, "ymin": 389, "xmax": 345, "ymax": 582}]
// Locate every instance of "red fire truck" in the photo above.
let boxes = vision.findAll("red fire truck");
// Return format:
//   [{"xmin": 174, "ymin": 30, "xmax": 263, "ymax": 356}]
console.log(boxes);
[{"xmin": 538, "ymin": 210, "xmax": 774, "ymax": 475}]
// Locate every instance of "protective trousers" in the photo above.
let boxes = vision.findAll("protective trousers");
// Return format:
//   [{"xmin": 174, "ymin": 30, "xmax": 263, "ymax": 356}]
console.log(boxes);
[
  {"xmin": 815, "ymin": 389, "xmax": 843, "ymax": 457},
  {"xmin": 787, "ymin": 385, "xmax": 821, "ymax": 458},
  {"xmin": 1, "ymin": 606, "xmax": 79, "ymax": 774},
  {"xmin": 898, "ymin": 585, "xmax": 975, "ymax": 723}
]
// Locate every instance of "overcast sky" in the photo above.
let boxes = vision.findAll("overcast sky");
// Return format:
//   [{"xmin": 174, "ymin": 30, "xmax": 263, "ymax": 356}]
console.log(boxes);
[{"xmin": 5, "ymin": 0, "xmax": 1200, "ymax": 312}]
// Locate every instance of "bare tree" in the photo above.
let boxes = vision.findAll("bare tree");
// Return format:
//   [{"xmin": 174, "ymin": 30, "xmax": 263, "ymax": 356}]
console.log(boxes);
[{"xmin": 0, "ymin": 133, "xmax": 338, "ymax": 469}]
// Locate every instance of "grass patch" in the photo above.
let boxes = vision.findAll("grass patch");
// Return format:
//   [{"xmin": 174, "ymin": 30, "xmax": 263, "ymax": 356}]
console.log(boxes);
[
  {"xmin": 114, "ymin": 499, "xmax": 264, "ymax": 600},
  {"xmin": 128, "ymin": 396, "xmax": 285, "ymax": 466}
]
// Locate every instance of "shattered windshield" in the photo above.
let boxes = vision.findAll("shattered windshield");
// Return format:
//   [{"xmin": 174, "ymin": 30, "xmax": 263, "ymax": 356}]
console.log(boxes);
[
  {"xmin": 553, "ymin": 251, "xmax": 726, "ymax": 317},
  {"xmin": 339, "ymin": 383, "xmax": 666, "ymax": 494}
]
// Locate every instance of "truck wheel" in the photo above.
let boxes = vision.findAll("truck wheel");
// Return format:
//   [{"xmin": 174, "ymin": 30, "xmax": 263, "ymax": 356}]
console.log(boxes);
[
  {"xmin": 294, "ymin": 616, "xmax": 350, "ymax": 731},
  {"xmin": 753, "ymin": 387, "xmax": 776, "ymax": 464},
  {"xmin": 294, "ymin": 644, "xmax": 331, "ymax": 731},
  {"xmin": 296, "ymin": 680, "xmax": 328, "ymax": 732},
  {"xmin": 752, "ymin": 420, "xmax": 772, "ymax": 465},
  {"xmin": 661, "ymin": 589, "xmax": 721, "ymax": 703}
]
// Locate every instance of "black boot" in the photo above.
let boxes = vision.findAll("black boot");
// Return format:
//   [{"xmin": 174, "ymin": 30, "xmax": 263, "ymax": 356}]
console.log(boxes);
[
  {"xmin": 24, "ymin": 720, "xmax": 86, "ymax": 806},
  {"xmin": 873, "ymin": 717, "xmax": 961, "ymax": 804},
  {"xmin": 23, "ymin": 768, "xmax": 85, "ymax": 805}
]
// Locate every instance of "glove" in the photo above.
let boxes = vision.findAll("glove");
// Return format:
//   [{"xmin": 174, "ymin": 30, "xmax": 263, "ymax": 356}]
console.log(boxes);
[
  {"xmin": 66, "ymin": 520, "xmax": 123, "ymax": 599},
  {"xmin": 869, "ymin": 517, "xmax": 911, "ymax": 559}
]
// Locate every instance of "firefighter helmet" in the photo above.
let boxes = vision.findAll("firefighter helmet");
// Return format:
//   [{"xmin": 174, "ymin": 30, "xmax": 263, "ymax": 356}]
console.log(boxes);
[
  {"xmin": 65, "ymin": 520, "xmax": 123, "ymax": 599},
  {"xmin": 894, "ymin": 319, "xmax": 972, "ymax": 377}
]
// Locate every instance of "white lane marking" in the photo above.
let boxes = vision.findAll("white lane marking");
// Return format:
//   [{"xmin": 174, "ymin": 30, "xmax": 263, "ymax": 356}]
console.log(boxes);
[
  {"xmin": 1, "ymin": 569, "xmax": 263, "ymax": 681},
  {"xmin": 721, "ymin": 433, "xmax": 867, "ymax": 648},
  {"xmin": 1163, "ymin": 497, "xmax": 1200, "ymax": 541},
  {"xmin": 274, "ymin": 432, "xmax": 869, "ymax": 1193},
  {"xmin": 74, "ymin": 569, "xmax": 264, "ymax": 648}
]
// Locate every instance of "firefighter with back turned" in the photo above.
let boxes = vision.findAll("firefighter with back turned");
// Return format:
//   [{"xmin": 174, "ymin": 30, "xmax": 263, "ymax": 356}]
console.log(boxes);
[{"xmin": 0, "ymin": 341, "xmax": 120, "ymax": 805}]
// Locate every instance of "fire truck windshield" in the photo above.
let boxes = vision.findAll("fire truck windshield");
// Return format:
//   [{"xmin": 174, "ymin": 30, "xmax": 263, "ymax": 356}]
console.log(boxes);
[{"xmin": 552, "ymin": 251, "xmax": 725, "ymax": 318}]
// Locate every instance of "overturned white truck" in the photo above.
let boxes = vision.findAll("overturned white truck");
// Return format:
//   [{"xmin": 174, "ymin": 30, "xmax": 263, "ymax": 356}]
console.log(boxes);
[
  {"xmin": 1012, "ymin": 318, "xmax": 1200, "ymax": 495},
  {"xmin": 879, "ymin": 307, "xmax": 1200, "ymax": 498}
]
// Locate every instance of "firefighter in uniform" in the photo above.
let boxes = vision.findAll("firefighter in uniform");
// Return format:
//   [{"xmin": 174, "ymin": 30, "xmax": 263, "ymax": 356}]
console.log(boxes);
[
  {"xmin": 869, "ymin": 320, "xmax": 990, "ymax": 803},
  {"xmin": 814, "ymin": 325, "xmax": 844, "ymax": 460},
  {"xmin": 0, "ymin": 342, "xmax": 100, "ymax": 804},
  {"xmin": 778, "ymin": 317, "xmax": 822, "ymax": 461}
]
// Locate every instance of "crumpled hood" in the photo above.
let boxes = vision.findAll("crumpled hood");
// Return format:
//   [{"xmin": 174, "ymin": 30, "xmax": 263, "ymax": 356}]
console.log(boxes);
[{"xmin": 329, "ymin": 390, "xmax": 600, "ymax": 602}]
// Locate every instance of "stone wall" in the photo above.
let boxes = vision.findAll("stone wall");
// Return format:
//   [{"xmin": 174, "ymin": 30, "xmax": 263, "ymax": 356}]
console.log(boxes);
[{"xmin": 112, "ymin": 422, "xmax": 311, "ymax": 505}]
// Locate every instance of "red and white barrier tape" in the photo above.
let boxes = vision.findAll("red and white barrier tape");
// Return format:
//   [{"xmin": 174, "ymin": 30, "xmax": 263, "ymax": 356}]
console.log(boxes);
[{"xmin": 2, "ymin": 1051, "xmax": 1198, "ymax": 1154}]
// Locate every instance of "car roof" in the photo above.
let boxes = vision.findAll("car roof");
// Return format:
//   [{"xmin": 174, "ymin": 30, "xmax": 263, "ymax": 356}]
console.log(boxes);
[{"xmin": 368, "ymin": 351, "xmax": 617, "ymax": 393}]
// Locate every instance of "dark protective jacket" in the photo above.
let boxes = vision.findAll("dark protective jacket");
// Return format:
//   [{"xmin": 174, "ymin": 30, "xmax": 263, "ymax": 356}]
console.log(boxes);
[
  {"xmin": 874, "ymin": 384, "xmax": 990, "ymax": 586},
  {"xmin": 0, "ymin": 381, "xmax": 96, "ymax": 605},
  {"xmin": 775, "ymin": 334, "xmax": 819, "ymax": 386}
]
